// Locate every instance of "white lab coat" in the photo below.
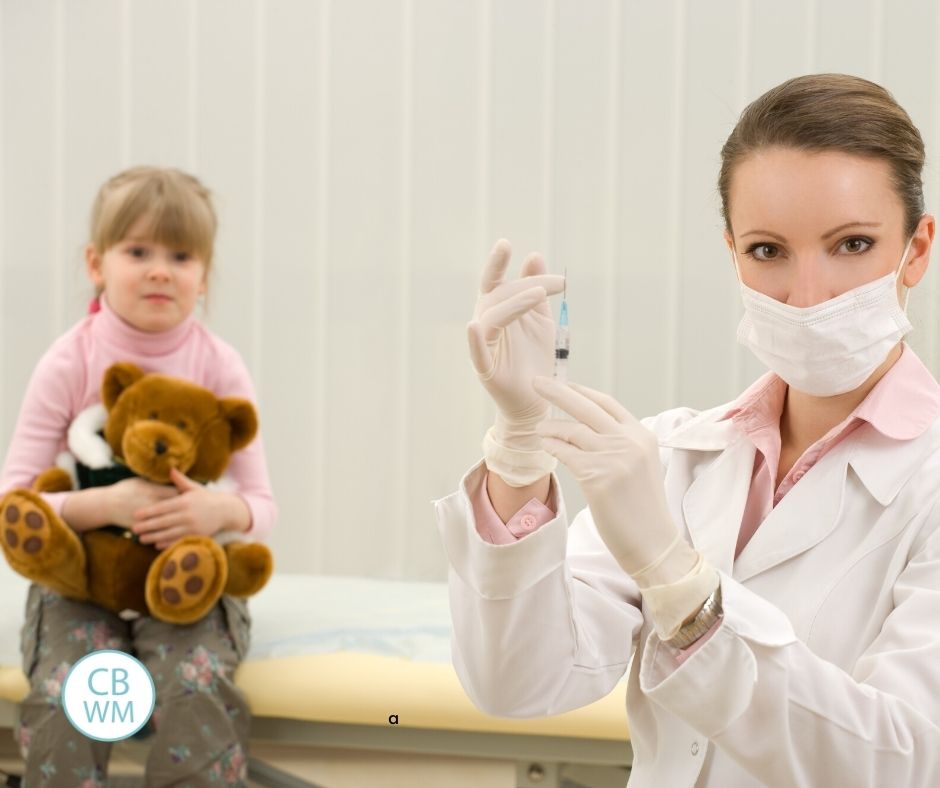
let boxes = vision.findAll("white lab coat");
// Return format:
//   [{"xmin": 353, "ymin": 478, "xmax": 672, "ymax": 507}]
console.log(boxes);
[{"xmin": 435, "ymin": 403, "xmax": 940, "ymax": 787}]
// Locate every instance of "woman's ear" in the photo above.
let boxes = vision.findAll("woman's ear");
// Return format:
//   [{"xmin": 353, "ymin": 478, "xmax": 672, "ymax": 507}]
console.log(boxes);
[
  {"xmin": 902, "ymin": 213, "xmax": 935, "ymax": 288},
  {"xmin": 85, "ymin": 243, "xmax": 104, "ymax": 288}
]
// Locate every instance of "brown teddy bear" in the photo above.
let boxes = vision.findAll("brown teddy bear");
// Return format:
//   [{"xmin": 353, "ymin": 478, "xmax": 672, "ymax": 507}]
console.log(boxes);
[{"xmin": 0, "ymin": 362, "xmax": 273, "ymax": 624}]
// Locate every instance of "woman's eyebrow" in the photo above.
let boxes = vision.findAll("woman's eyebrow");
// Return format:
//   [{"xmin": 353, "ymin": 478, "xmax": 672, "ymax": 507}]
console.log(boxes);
[{"xmin": 740, "ymin": 221, "xmax": 882, "ymax": 242}]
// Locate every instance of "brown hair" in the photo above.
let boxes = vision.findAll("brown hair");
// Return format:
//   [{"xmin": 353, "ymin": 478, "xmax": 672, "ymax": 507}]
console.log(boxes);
[
  {"xmin": 89, "ymin": 166, "xmax": 218, "ymax": 269},
  {"xmin": 719, "ymin": 74, "xmax": 925, "ymax": 237}
]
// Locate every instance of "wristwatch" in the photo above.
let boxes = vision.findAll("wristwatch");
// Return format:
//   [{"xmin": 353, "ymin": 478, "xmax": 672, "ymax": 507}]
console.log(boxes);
[{"xmin": 665, "ymin": 583, "xmax": 723, "ymax": 650}]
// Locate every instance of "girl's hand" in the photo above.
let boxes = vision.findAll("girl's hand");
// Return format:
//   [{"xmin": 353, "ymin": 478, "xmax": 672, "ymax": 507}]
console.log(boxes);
[
  {"xmin": 106, "ymin": 477, "xmax": 179, "ymax": 528},
  {"xmin": 131, "ymin": 468, "xmax": 250, "ymax": 550}
]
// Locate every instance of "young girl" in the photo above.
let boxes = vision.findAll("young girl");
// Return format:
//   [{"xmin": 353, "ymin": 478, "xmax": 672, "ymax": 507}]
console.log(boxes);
[
  {"xmin": 0, "ymin": 167, "xmax": 277, "ymax": 786},
  {"xmin": 440, "ymin": 74, "xmax": 940, "ymax": 786}
]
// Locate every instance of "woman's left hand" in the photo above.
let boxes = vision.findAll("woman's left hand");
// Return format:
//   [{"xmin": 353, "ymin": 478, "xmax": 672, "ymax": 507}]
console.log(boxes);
[
  {"xmin": 533, "ymin": 375, "xmax": 682, "ymax": 579},
  {"xmin": 131, "ymin": 468, "xmax": 250, "ymax": 549}
]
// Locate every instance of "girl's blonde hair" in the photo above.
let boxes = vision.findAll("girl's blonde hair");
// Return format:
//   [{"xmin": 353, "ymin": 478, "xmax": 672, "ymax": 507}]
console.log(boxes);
[
  {"xmin": 89, "ymin": 166, "xmax": 218, "ymax": 269},
  {"xmin": 719, "ymin": 73, "xmax": 926, "ymax": 237}
]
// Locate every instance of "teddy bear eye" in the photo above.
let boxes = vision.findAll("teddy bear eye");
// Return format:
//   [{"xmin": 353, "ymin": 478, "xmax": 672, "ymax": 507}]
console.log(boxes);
[
  {"xmin": 149, "ymin": 411, "xmax": 158, "ymax": 420},
  {"xmin": 176, "ymin": 420, "xmax": 187, "ymax": 430}
]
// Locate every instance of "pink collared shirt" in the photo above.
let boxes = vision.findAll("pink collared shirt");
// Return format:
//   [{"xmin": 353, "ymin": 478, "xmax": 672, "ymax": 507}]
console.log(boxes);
[{"xmin": 472, "ymin": 344, "xmax": 940, "ymax": 652}]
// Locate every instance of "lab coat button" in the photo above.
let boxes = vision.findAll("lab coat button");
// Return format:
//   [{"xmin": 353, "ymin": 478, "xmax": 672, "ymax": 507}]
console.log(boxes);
[
  {"xmin": 520, "ymin": 514, "xmax": 537, "ymax": 530},
  {"xmin": 691, "ymin": 741, "xmax": 700, "ymax": 756}
]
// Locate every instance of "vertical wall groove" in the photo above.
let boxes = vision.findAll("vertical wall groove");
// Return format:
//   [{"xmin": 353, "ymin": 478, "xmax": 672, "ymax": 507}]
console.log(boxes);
[
  {"xmin": 476, "ymin": 0, "xmax": 492, "ymax": 437},
  {"xmin": 541, "ymin": 0, "xmax": 556, "ymax": 261},
  {"xmin": 477, "ymin": 0, "xmax": 492, "ymax": 255},
  {"xmin": 120, "ymin": 0, "xmax": 131, "ymax": 166},
  {"xmin": 928, "ymin": 1, "xmax": 940, "ymax": 372},
  {"xmin": 0, "ymin": 1, "xmax": 5, "ymax": 432},
  {"xmin": 312, "ymin": 0, "xmax": 331, "ymax": 573},
  {"xmin": 731, "ymin": 0, "xmax": 750, "ymax": 393},
  {"xmin": 187, "ymin": 0, "xmax": 198, "ymax": 170},
  {"xmin": 666, "ymin": 0, "xmax": 686, "ymax": 406},
  {"xmin": 870, "ymin": 0, "xmax": 883, "ymax": 81},
  {"xmin": 252, "ymin": 0, "xmax": 265, "ymax": 395},
  {"xmin": 395, "ymin": 0, "xmax": 414, "ymax": 575},
  {"xmin": 805, "ymin": 0, "xmax": 817, "ymax": 71},
  {"xmin": 604, "ymin": 0, "xmax": 621, "ymax": 395},
  {"xmin": 52, "ymin": 0, "xmax": 65, "ymax": 335}
]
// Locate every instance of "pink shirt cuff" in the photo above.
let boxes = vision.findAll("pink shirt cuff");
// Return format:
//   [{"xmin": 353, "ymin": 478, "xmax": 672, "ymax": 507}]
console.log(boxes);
[
  {"xmin": 470, "ymin": 471, "xmax": 556, "ymax": 545},
  {"xmin": 673, "ymin": 616, "xmax": 722, "ymax": 665}
]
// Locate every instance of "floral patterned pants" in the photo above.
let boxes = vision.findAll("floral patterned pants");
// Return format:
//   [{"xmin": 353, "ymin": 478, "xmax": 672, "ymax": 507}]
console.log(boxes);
[{"xmin": 15, "ymin": 585, "xmax": 252, "ymax": 787}]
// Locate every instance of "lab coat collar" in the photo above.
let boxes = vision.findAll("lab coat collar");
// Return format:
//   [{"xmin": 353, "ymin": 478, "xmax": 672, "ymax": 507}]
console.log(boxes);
[
  {"xmin": 658, "ymin": 406, "xmax": 742, "ymax": 452},
  {"xmin": 731, "ymin": 444, "xmax": 849, "ymax": 582},
  {"xmin": 669, "ymin": 406, "xmax": 940, "ymax": 582},
  {"xmin": 847, "ymin": 423, "xmax": 940, "ymax": 506}
]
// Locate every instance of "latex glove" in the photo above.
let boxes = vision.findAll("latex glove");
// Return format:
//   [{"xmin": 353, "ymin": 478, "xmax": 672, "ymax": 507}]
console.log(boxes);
[
  {"xmin": 467, "ymin": 239, "xmax": 565, "ymax": 486},
  {"xmin": 533, "ymin": 375, "xmax": 718, "ymax": 639}
]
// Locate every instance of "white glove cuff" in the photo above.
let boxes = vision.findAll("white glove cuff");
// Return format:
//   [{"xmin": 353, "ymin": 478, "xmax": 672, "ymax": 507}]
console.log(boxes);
[
  {"xmin": 482, "ymin": 425, "xmax": 557, "ymax": 488},
  {"xmin": 640, "ymin": 554, "xmax": 720, "ymax": 641}
]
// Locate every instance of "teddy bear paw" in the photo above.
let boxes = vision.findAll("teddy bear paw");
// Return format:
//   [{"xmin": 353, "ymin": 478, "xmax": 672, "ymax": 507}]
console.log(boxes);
[
  {"xmin": 146, "ymin": 537, "xmax": 227, "ymax": 625},
  {"xmin": 3, "ymin": 499, "xmax": 49, "ymax": 558},
  {"xmin": 0, "ymin": 490, "xmax": 87, "ymax": 597}
]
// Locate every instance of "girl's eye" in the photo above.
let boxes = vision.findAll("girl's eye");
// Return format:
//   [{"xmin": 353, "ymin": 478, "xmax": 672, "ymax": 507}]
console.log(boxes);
[
  {"xmin": 839, "ymin": 237, "xmax": 873, "ymax": 254},
  {"xmin": 173, "ymin": 251, "xmax": 191, "ymax": 262},
  {"xmin": 745, "ymin": 243, "xmax": 780, "ymax": 261},
  {"xmin": 129, "ymin": 246, "xmax": 148, "ymax": 258}
]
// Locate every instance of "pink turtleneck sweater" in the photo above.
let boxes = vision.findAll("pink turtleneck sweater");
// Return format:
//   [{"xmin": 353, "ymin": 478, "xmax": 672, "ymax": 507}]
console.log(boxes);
[{"xmin": 0, "ymin": 297, "xmax": 277, "ymax": 540}]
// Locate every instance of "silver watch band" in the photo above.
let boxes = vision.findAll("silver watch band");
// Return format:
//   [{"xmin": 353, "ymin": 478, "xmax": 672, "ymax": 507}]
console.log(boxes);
[{"xmin": 665, "ymin": 583, "xmax": 723, "ymax": 650}]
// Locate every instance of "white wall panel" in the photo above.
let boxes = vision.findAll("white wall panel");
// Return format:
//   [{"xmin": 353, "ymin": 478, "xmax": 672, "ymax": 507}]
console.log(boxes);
[
  {"xmin": 615, "ymin": 1, "xmax": 682, "ymax": 419},
  {"xmin": 674, "ymin": 1, "xmax": 744, "ymax": 410},
  {"xmin": 62, "ymin": 0, "xmax": 125, "ymax": 325},
  {"xmin": 195, "ymin": 0, "xmax": 258, "ymax": 371},
  {"xmin": 2, "ymin": 0, "xmax": 939, "ymax": 579},
  {"xmin": 1, "ymin": 0, "xmax": 59, "ymax": 452},
  {"xmin": 406, "ymin": 0, "xmax": 484, "ymax": 578},
  {"xmin": 258, "ymin": 0, "xmax": 324, "ymax": 572},
  {"xmin": 881, "ymin": 0, "xmax": 940, "ymax": 375},
  {"xmin": 322, "ymin": 0, "xmax": 404, "ymax": 576},
  {"xmin": 128, "ymin": 0, "xmax": 193, "ymax": 167}
]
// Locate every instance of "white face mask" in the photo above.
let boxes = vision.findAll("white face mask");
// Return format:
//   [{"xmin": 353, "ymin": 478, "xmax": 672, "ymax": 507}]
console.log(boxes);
[{"xmin": 734, "ymin": 236, "xmax": 914, "ymax": 397}]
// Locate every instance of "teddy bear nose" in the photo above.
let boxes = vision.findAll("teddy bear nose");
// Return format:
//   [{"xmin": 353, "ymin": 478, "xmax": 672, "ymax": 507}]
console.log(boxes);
[{"xmin": 154, "ymin": 440, "xmax": 168, "ymax": 455}]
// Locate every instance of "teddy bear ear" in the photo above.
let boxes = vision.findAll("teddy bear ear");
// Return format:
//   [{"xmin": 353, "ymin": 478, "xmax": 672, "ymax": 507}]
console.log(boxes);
[
  {"xmin": 102, "ymin": 363, "xmax": 146, "ymax": 410},
  {"xmin": 220, "ymin": 398, "xmax": 258, "ymax": 451}
]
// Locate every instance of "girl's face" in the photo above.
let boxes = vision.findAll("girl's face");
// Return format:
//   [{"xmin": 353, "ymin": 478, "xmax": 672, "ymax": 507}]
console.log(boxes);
[
  {"xmin": 725, "ymin": 147, "xmax": 933, "ymax": 306},
  {"xmin": 86, "ymin": 215, "xmax": 207, "ymax": 333}
]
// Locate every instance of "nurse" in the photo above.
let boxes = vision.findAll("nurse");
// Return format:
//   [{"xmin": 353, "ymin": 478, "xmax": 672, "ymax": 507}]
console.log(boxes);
[{"xmin": 436, "ymin": 73, "xmax": 940, "ymax": 786}]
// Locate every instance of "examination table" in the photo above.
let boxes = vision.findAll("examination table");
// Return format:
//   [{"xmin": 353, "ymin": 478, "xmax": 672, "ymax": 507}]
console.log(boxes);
[{"xmin": 0, "ymin": 570, "xmax": 632, "ymax": 787}]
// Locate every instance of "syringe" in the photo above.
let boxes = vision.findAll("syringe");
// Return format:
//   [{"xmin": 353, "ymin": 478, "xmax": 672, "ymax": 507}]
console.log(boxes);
[{"xmin": 552, "ymin": 270, "xmax": 569, "ymax": 419}]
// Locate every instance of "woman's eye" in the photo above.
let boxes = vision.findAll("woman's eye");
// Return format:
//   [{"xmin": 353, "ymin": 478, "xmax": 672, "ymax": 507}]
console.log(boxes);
[
  {"xmin": 746, "ymin": 243, "xmax": 779, "ymax": 261},
  {"xmin": 839, "ymin": 237, "xmax": 873, "ymax": 254}
]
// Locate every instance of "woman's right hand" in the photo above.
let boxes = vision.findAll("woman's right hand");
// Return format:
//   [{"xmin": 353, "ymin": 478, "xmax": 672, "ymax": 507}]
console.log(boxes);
[
  {"xmin": 467, "ymin": 239, "xmax": 566, "ymax": 422},
  {"xmin": 105, "ymin": 477, "xmax": 179, "ymax": 528}
]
